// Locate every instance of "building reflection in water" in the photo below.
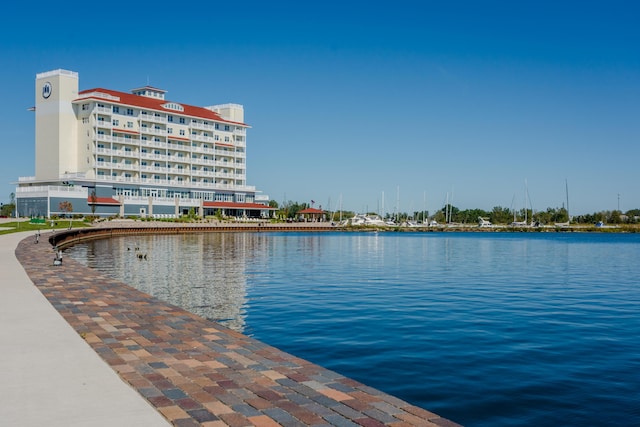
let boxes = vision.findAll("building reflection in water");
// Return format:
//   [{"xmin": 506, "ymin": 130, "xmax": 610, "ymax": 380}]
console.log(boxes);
[{"xmin": 65, "ymin": 232, "xmax": 271, "ymax": 333}]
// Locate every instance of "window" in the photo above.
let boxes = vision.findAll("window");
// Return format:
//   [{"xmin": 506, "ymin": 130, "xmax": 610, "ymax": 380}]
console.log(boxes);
[
  {"xmin": 82, "ymin": 104, "xmax": 89, "ymax": 111},
  {"xmin": 126, "ymin": 108, "xmax": 134, "ymax": 116},
  {"xmin": 113, "ymin": 106, "xmax": 120, "ymax": 113},
  {"xmin": 215, "ymin": 123, "xmax": 220, "ymax": 130},
  {"xmin": 167, "ymin": 128, "xmax": 173, "ymax": 134},
  {"xmin": 179, "ymin": 129, "xmax": 185, "ymax": 136},
  {"xmin": 224, "ymin": 125, "xmax": 230, "ymax": 131},
  {"xmin": 179, "ymin": 117, "xmax": 185, "ymax": 124},
  {"xmin": 113, "ymin": 119, "xmax": 119, "ymax": 126},
  {"xmin": 168, "ymin": 115, "xmax": 173, "ymax": 122},
  {"xmin": 127, "ymin": 121, "xmax": 133, "ymax": 128},
  {"xmin": 224, "ymin": 136, "xmax": 230, "ymax": 142}
]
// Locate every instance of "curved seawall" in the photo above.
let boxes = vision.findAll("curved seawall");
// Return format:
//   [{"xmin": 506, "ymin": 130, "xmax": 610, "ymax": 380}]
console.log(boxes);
[{"xmin": 16, "ymin": 225, "xmax": 461, "ymax": 426}]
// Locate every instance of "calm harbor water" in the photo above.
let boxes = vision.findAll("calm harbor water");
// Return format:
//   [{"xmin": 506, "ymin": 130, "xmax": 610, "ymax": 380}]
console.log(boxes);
[{"xmin": 65, "ymin": 231, "xmax": 640, "ymax": 426}]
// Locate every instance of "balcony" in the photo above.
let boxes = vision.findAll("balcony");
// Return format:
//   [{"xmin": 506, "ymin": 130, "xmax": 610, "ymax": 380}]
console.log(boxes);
[
  {"xmin": 140, "ymin": 127, "xmax": 166, "ymax": 136},
  {"xmin": 113, "ymin": 135, "xmax": 140, "ymax": 144},
  {"xmin": 191, "ymin": 134, "xmax": 214, "ymax": 143},
  {"xmin": 142, "ymin": 140, "xmax": 168, "ymax": 150},
  {"xmin": 95, "ymin": 119, "xmax": 113, "ymax": 129},
  {"xmin": 140, "ymin": 152, "xmax": 168, "ymax": 161},
  {"xmin": 190, "ymin": 121, "xmax": 215, "ymax": 132}
]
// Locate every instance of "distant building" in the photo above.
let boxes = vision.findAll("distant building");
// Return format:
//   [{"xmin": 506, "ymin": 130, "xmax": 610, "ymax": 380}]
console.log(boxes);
[{"xmin": 16, "ymin": 69, "xmax": 274, "ymax": 219}]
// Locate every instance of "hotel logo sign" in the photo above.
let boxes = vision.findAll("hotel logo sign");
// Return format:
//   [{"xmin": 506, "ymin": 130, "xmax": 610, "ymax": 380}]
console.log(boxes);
[{"xmin": 42, "ymin": 81, "xmax": 52, "ymax": 99}]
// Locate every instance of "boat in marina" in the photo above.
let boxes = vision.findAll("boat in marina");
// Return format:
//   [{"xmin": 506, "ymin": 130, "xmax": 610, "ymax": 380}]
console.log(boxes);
[{"xmin": 346, "ymin": 214, "xmax": 388, "ymax": 227}]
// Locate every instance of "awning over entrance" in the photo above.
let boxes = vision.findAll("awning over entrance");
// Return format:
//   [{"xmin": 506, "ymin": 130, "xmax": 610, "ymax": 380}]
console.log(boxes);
[{"xmin": 202, "ymin": 201, "xmax": 276, "ymax": 218}]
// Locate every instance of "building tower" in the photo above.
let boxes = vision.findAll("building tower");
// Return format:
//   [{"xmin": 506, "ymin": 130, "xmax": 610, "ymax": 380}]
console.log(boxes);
[{"xmin": 35, "ymin": 70, "xmax": 80, "ymax": 181}]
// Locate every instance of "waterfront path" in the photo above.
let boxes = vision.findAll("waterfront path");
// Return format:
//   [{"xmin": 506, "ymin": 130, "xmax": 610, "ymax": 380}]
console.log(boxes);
[
  {"xmin": 0, "ymin": 231, "xmax": 170, "ymax": 426},
  {"xmin": 6, "ymin": 226, "xmax": 461, "ymax": 426}
]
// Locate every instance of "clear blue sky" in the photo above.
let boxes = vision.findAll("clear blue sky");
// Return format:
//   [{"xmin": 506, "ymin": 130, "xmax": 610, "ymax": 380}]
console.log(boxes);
[{"xmin": 1, "ymin": 1, "xmax": 638, "ymax": 216}]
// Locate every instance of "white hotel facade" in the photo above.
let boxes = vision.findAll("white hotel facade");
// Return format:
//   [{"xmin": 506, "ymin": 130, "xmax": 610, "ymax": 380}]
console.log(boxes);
[{"xmin": 16, "ymin": 69, "xmax": 273, "ymax": 219}]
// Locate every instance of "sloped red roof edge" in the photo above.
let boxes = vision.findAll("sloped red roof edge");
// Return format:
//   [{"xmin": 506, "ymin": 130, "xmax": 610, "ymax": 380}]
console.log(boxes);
[
  {"xmin": 75, "ymin": 88, "xmax": 249, "ymax": 127},
  {"xmin": 298, "ymin": 207, "xmax": 325, "ymax": 214},
  {"xmin": 88, "ymin": 197, "xmax": 121, "ymax": 205}
]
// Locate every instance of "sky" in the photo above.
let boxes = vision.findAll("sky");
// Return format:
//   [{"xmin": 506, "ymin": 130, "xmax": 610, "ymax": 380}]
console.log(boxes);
[{"xmin": 1, "ymin": 1, "xmax": 638, "ymax": 216}]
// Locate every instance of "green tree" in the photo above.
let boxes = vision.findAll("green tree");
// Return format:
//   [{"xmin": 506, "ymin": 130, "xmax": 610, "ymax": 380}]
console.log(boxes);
[
  {"xmin": 1, "ymin": 203, "xmax": 15, "ymax": 217},
  {"xmin": 89, "ymin": 190, "xmax": 97, "ymax": 217},
  {"xmin": 490, "ymin": 206, "xmax": 512, "ymax": 224},
  {"xmin": 609, "ymin": 210, "xmax": 622, "ymax": 224}
]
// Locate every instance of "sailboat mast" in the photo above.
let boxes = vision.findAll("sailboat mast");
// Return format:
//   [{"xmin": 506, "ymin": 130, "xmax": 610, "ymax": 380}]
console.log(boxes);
[
  {"xmin": 524, "ymin": 179, "xmax": 528, "ymax": 224},
  {"xmin": 565, "ymin": 179, "xmax": 570, "ymax": 222}
]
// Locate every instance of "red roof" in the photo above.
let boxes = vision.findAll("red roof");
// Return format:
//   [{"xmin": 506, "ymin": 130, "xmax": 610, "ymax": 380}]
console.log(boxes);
[
  {"xmin": 203, "ymin": 201, "xmax": 276, "ymax": 210},
  {"xmin": 88, "ymin": 197, "xmax": 121, "ymax": 205},
  {"xmin": 298, "ymin": 207, "xmax": 325, "ymax": 214},
  {"xmin": 76, "ymin": 88, "xmax": 248, "ymax": 127}
]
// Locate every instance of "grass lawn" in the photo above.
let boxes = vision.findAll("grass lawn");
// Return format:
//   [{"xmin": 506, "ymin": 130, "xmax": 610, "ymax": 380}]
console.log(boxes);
[{"xmin": 0, "ymin": 220, "xmax": 91, "ymax": 235}]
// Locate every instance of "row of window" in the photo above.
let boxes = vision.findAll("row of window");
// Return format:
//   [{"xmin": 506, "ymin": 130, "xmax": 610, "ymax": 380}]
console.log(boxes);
[
  {"xmin": 90, "ymin": 102, "xmax": 238, "ymax": 131},
  {"xmin": 96, "ymin": 120, "xmax": 236, "ymax": 143},
  {"xmin": 111, "ymin": 187, "xmax": 252, "ymax": 204}
]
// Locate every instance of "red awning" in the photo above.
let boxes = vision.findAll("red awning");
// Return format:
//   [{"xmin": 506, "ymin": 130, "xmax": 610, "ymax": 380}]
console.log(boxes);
[{"xmin": 88, "ymin": 197, "xmax": 121, "ymax": 205}]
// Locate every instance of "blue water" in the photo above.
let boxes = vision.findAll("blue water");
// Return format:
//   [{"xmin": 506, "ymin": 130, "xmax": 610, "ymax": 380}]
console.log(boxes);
[{"xmin": 65, "ymin": 232, "xmax": 640, "ymax": 426}]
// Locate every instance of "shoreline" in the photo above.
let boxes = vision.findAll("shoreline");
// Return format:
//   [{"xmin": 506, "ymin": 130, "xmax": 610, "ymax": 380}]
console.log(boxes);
[
  {"xmin": 44, "ymin": 220, "xmax": 638, "ymax": 249},
  {"xmin": 14, "ymin": 226, "xmax": 462, "ymax": 426}
]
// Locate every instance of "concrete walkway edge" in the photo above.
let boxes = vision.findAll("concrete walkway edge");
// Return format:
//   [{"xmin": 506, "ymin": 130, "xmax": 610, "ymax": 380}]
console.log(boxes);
[{"xmin": 0, "ymin": 231, "xmax": 171, "ymax": 426}]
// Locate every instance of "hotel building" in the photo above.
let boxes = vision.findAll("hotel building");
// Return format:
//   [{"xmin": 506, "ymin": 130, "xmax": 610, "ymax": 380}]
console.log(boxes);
[{"xmin": 16, "ymin": 69, "xmax": 273, "ymax": 219}]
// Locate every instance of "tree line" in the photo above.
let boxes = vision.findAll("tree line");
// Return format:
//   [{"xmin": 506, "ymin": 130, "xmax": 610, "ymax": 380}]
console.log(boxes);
[{"xmin": 270, "ymin": 199, "xmax": 640, "ymax": 225}]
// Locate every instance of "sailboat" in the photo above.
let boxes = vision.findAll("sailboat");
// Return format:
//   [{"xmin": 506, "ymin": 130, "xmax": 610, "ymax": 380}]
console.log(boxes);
[
  {"xmin": 510, "ymin": 180, "xmax": 530, "ymax": 227},
  {"xmin": 554, "ymin": 179, "xmax": 571, "ymax": 228}
]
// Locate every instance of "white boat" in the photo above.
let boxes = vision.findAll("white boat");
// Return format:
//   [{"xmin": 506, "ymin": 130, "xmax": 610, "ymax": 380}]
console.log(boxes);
[
  {"xmin": 478, "ymin": 217, "xmax": 492, "ymax": 227},
  {"xmin": 348, "ymin": 214, "xmax": 387, "ymax": 227}
]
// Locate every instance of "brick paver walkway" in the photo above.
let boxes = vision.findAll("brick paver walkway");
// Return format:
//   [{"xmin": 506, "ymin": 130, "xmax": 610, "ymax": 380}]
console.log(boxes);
[{"xmin": 15, "ymin": 233, "xmax": 461, "ymax": 427}]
